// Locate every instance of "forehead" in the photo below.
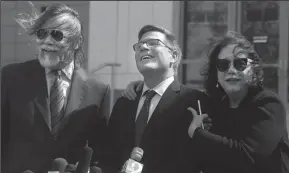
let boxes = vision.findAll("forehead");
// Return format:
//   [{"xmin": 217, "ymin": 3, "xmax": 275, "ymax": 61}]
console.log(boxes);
[
  {"xmin": 140, "ymin": 31, "xmax": 167, "ymax": 42},
  {"xmin": 218, "ymin": 43, "xmax": 247, "ymax": 60},
  {"xmin": 41, "ymin": 14, "xmax": 75, "ymax": 31}
]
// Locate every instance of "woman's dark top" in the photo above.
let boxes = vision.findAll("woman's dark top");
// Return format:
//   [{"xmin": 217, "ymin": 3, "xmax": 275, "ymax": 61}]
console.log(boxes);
[{"xmin": 191, "ymin": 88, "xmax": 289, "ymax": 173}]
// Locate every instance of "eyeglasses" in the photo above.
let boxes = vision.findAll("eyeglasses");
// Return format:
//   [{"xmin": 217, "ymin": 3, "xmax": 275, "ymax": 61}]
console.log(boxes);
[
  {"xmin": 216, "ymin": 58, "xmax": 253, "ymax": 72},
  {"xmin": 36, "ymin": 29, "xmax": 64, "ymax": 42},
  {"xmin": 133, "ymin": 39, "xmax": 173, "ymax": 51}
]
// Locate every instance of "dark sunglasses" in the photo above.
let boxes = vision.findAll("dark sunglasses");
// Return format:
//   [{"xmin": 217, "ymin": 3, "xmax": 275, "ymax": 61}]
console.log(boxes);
[
  {"xmin": 36, "ymin": 29, "xmax": 64, "ymax": 42},
  {"xmin": 216, "ymin": 58, "xmax": 253, "ymax": 72},
  {"xmin": 133, "ymin": 39, "xmax": 173, "ymax": 51}
]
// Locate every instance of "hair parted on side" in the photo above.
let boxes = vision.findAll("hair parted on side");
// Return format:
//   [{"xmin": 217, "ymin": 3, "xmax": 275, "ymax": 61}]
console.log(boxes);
[{"xmin": 138, "ymin": 25, "xmax": 182, "ymax": 76}]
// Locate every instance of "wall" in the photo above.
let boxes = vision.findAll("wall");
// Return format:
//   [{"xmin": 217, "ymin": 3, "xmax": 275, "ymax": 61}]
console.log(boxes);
[{"xmin": 87, "ymin": 1, "xmax": 181, "ymax": 89}]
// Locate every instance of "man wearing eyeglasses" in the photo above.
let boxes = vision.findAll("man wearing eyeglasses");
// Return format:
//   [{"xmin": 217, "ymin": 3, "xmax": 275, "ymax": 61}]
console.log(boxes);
[
  {"xmin": 1, "ymin": 4, "xmax": 110, "ymax": 173},
  {"xmin": 102, "ymin": 25, "xmax": 208, "ymax": 173}
]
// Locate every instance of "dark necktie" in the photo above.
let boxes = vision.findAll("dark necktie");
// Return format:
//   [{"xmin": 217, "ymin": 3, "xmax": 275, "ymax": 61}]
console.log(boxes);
[
  {"xmin": 135, "ymin": 90, "xmax": 156, "ymax": 146},
  {"xmin": 50, "ymin": 70, "xmax": 65, "ymax": 138}
]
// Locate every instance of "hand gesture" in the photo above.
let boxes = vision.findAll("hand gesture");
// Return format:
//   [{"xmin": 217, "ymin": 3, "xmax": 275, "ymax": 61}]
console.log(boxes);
[
  {"xmin": 187, "ymin": 107, "xmax": 211, "ymax": 138},
  {"xmin": 121, "ymin": 81, "xmax": 140, "ymax": 100}
]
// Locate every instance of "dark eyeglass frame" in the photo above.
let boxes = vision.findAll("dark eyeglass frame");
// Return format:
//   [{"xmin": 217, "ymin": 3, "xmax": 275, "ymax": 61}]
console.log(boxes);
[
  {"xmin": 133, "ymin": 39, "xmax": 173, "ymax": 51},
  {"xmin": 36, "ymin": 29, "xmax": 64, "ymax": 42},
  {"xmin": 216, "ymin": 58, "xmax": 253, "ymax": 72}
]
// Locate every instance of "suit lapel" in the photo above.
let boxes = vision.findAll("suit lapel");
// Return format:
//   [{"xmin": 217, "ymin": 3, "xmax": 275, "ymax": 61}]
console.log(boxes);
[
  {"xmin": 59, "ymin": 69, "xmax": 88, "ymax": 131},
  {"xmin": 127, "ymin": 82, "xmax": 144, "ymax": 145},
  {"xmin": 31, "ymin": 61, "xmax": 51, "ymax": 130},
  {"xmin": 141, "ymin": 80, "xmax": 181, "ymax": 144}
]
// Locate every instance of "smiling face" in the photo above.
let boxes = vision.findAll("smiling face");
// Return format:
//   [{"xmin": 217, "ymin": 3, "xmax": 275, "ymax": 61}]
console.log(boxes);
[
  {"xmin": 36, "ymin": 14, "xmax": 78, "ymax": 70},
  {"xmin": 217, "ymin": 44, "xmax": 253, "ymax": 94},
  {"xmin": 134, "ymin": 31, "xmax": 176, "ymax": 75}
]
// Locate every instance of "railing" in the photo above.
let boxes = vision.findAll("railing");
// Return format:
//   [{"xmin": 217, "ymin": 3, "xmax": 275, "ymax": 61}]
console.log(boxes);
[{"xmin": 91, "ymin": 62, "xmax": 121, "ymax": 112}]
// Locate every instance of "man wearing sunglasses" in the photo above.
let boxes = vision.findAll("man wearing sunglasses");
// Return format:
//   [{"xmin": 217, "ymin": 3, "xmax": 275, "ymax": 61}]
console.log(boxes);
[
  {"xmin": 1, "ymin": 4, "xmax": 110, "ymax": 173},
  {"xmin": 102, "ymin": 25, "xmax": 208, "ymax": 173}
]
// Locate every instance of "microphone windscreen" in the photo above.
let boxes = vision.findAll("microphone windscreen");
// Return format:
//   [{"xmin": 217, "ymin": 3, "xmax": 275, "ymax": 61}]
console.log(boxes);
[
  {"xmin": 52, "ymin": 158, "xmax": 68, "ymax": 173},
  {"xmin": 130, "ymin": 147, "xmax": 144, "ymax": 162},
  {"xmin": 23, "ymin": 170, "xmax": 34, "ymax": 173},
  {"xmin": 75, "ymin": 144, "xmax": 93, "ymax": 173},
  {"xmin": 89, "ymin": 166, "xmax": 102, "ymax": 173},
  {"xmin": 66, "ymin": 163, "xmax": 77, "ymax": 172}
]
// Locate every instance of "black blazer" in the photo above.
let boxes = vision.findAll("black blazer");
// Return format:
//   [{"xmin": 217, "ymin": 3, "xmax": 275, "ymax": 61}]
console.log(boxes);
[
  {"xmin": 191, "ymin": 88, "xmax": 289, "ymax": 173},
  {"xmin": 1, "ymin": 59, "xmax": 110, "ymax": 173},
  {"xmin": 103, "ymin": 80, "xmax": 208, "ymax": 173}
]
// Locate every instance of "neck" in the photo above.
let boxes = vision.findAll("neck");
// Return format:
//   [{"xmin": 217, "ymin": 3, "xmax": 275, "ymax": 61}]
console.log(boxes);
[
  {"xmin": 227, "ymin": 87, "xmax": 248, "ymax": 108},
  {"xmin": 142, "ymin": 70, "xmax": 174, "ymax": 89}
]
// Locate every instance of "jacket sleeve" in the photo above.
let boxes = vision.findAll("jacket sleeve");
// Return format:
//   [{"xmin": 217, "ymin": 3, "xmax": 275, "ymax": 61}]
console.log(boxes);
[
  {"xmin": 1, "ymin": 65, "xmax": 10, "ymax": 172},
  {"xmin": 191, "ymin": 93, "xmax": 287, "ymax": 172},
  {"xmin": 86, "ymin": 83, "xmax": 110, "ymax": 166},
  {"xmin": 99, "ymin": 84, "xmax": 111, "ymax": 123},
  {"xmin": 98, "ymin": 98, "xmax": 124, "ymax": 173}
]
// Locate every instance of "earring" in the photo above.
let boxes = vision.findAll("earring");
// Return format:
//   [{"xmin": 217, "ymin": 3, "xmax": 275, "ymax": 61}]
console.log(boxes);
[{"xmin": 216, "ymin": 83, "xmax": 219, "ymax": 88}]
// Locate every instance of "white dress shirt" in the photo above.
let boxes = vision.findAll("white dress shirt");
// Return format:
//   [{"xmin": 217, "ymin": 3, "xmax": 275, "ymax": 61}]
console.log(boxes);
[
  {"xmin": 135, "ymin": 76, "xmax": 174, "ymax": 123},
  {"xmin": 45, "ymin": 61, "xmax": 74, "ymax": 110}
]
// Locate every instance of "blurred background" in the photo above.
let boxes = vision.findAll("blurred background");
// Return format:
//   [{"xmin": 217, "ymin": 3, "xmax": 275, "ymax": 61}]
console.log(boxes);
[{"xmin": 1, "ymin": 1, "xmax": 289, "ymax": 128}]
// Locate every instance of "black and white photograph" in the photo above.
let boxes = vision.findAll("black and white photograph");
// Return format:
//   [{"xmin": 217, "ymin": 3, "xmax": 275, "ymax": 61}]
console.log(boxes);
[{"xmin": 1, "ymin": 1, "xmax": 289, "ymax": 173}]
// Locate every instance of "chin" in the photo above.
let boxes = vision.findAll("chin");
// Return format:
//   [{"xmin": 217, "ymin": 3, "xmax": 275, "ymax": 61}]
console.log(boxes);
[
  {"xmin": 38, "ymin": 56, "xmax": 61, "ymax": 69},
  {"xmin": 224, "ymin": 86, "xmax": 242, "ymax": 94},
  {"xmin": 137, "ymin": 63, "xmax": 159, "ymax": 73}
]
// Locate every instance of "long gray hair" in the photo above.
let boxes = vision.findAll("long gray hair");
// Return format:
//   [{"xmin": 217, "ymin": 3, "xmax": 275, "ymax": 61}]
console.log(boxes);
[{"xmin": 15, "ymin": 3, "xmax": 85, "ymax": 69}]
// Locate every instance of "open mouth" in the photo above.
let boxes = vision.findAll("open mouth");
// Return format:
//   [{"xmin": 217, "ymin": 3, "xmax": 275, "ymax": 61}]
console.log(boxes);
[
  {"xmin": 42, "ymin": 48, "xmax": 58, "ymax": 53},
  {"xmin": 226, "ymin": 78, "xmax": 241, "ymax": 82},
  {"xmin": 141, "ymin": 55, "xmax": 154, "ymax": 60}
]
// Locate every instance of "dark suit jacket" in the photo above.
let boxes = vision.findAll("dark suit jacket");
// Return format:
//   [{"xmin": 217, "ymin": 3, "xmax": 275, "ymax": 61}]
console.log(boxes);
[
  {"xmin": 1, "ymin": 59, "xmax": 110, "ymax": 173},
  {"xmin": 191, "ymin": 88, "xmax": 289, "ymax": 173},
  {"xmin": 103, "ymin": 80, "xmax": 208, "ymax": 173}
]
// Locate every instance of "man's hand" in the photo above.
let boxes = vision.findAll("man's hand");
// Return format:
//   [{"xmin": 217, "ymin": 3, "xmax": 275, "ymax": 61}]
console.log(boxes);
[
  {"xmin": 187, "ymin": 107, "xmax": 211, "ymax": 138},
  {"xmin": 121, "ymin": 81, "xmax": 140, "ymax": 100}
]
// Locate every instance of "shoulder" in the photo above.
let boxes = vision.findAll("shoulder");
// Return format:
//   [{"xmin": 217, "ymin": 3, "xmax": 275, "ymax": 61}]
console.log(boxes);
[
  {"xmin": 179, "ymin": 84, "xmax": 208, "ymax": 101},
  {"xmin": 1, "ymin": 59, "xmax": 39, "ymax": 80},
  {"xmin": 77, "ymin": 68, "xmax": 110, "ymax": 91},
  {"xmin": 250, "ymin": 88, "xmax": 284, "ymax": 107},
  {"xmin": 2, "ymin": 59, "xmax": 37, "ymax": 73},
  {"xmin": 248, "ymin": 88, "xmax": 286, "ymax": 119}
]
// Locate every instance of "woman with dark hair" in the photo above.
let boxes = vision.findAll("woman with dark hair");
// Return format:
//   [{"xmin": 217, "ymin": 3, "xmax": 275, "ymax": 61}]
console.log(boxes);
[
  {"xmin": 186, "ymin": 31, "xmax": 289, "ymax": 173},
  {"xmin": 123, "ymin": 31, "xmax": 289, "ymax": 173}
]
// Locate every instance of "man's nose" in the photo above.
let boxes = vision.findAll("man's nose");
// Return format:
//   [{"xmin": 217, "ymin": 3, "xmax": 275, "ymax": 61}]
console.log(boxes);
[
  {"xmin": 138, "ymin": 43, "xmax": 149, "ymax": 51},
  {"xmin": 42, "ymin": 34, "xmax": 54, "ymax": 45}
]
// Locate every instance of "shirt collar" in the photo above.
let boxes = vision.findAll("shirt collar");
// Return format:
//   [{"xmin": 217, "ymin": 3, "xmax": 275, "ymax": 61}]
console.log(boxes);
[
  {"xmin": 141, "ymin": 76, "xmax": 174, "ymax": 97},
  {"xmin": 45, "ymin": 61, "xmax": 74, "ymax": 80}
]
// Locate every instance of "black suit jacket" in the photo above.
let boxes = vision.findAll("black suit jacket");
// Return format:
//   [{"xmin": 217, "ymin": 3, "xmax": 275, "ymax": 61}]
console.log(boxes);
[
  {"xmin": 191, "ymin": 88, "xmax": 289, "ymax": 173},
  {"xmin": 103, "ymin": 80, "xmax": 208, "ymax": 173},
  {"xmin": 1, "ymin": 59, "xmax": 110, "ymax": 173}
]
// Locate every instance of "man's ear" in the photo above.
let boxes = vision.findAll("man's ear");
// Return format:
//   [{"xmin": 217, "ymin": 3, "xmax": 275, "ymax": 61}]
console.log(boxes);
[
  {"xmin": 171, "ymin": 50, "xmax": 177, "ymax": 62},
  {"xmin": 74, "ymin": 36, "xmax": 83, "ymax": 50},
  {"xmin": 169, "ymin": 51, "xmax": 177, "ymax": 68}
]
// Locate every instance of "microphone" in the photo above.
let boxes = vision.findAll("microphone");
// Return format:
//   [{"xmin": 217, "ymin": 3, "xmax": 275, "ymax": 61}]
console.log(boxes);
[
  {"xmin": 65, "ymin": 163, "xmax": 78, "ymax": 172},
  {"xmin": 23, "ymin": 170, "xmax": 34, "ymax": 173},
  {"xmin": 75, "ymin": 141, "xmax": 93, "ymax": 173},
  {"xmin": 121, "ymin": 147, "xmax": 144, "ymax": 173},
  {"xmin": 89, "ymin": 166, "xmax": 102, "ymax": 173},
  {"xmin": 50, "ymin": 158, "xmax": 68, "ymax": 173}
]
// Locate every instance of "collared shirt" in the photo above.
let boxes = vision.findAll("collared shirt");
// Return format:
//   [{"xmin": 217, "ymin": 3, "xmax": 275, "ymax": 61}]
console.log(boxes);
[
  {"xmin": 45, "ymin": 61, "xmax": 74, "ymax": 110},
  {"xmin": 135, "ymin": 76, "xmax": 174, "ymax": 123}
]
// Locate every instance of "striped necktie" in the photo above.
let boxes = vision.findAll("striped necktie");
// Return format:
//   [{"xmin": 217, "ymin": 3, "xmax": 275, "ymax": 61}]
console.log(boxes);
[
  {"xmin": 50, "ymin": 70, "xmax": 65, "ymax": 138},
  {"xmin": 135, "ymin": 90, "xmax": 156, "ymax": 146}
]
